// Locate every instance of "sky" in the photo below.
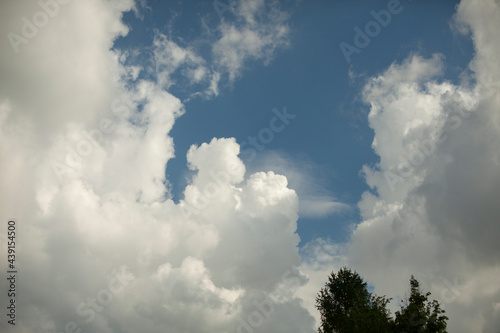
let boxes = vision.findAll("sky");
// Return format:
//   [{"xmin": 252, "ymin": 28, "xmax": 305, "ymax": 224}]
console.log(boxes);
[{"xmin": 0, "ymin": 0, "xmax": 499, "ymax": 332}]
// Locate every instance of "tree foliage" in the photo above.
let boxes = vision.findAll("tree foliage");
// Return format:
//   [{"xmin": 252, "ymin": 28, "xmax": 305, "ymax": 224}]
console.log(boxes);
[
  {"xmin": 394, "ymin": 276, "xmax": 448, "ymax": 333},
  {"xmin": 316, "ymin": 268, "xmax": 448, "ymax": 333},
  {"xmin": 315, "ymin": 267, "xmax": 392, "ymax": 333}
]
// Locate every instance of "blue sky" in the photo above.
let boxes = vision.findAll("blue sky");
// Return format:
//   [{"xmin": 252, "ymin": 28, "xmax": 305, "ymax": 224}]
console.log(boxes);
[
  {"xmin": 2, "ymin": 0, "xmax": 499, "ymax": 332},
  {"xmin": 114, "ymin": 0, "xmax": 473, "ymax": 246}
]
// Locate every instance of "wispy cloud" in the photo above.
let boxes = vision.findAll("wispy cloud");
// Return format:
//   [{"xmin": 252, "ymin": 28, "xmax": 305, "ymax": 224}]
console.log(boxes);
[{"xmin": 245, "ymin": 150, "xmax": 349, "ymax": 219}]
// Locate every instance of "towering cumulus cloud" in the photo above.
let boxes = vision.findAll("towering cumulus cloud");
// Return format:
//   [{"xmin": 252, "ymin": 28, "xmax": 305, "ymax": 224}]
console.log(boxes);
[
  {"xmin": 344, "ymin": 0, "xmax": 500, "ymax": 332},
  {"xmin": 293, "ymin": 2, "xmax": 500, "ymax": 332},
  {"xmin": 0, "ymin": 0, "xmax": 312, "ymax": 333},
  {"xmin": 1, "ymin": 0, "xmax": 499, "ymax": 332}
]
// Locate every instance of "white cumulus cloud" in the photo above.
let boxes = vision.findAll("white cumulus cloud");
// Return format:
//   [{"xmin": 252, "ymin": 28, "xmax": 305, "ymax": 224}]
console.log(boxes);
[{"xmin": 0, "ymin": 1, "xmax": 312, "ymax": 333}]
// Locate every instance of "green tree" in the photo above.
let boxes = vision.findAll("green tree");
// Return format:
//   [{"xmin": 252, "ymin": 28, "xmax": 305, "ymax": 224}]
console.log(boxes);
[
  {"xmin": 315, "ymin": 267, "xmax": 392, "ymax": 333},
  {"xmin": 394, "ymin": 276, "xmax": 448, "ymax": 333},
  {"xmin": 315, "ymin": 269, "xmax": 449, "ymax": 333}
]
